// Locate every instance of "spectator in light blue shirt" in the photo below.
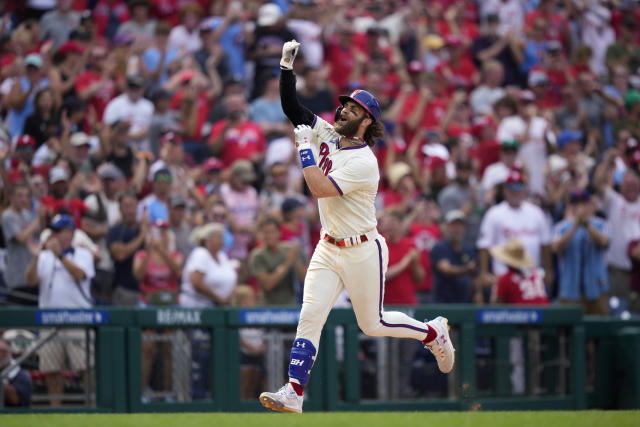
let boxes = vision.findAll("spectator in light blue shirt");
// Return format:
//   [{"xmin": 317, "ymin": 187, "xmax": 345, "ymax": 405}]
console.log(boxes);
[
  {"xmin": 141, "ymin": 22, "xmax": 178, "ymax": 87},
  {"xmin": 248, "ymin": 73, "xmax": 288, "ymax": 141},
  {"xmin": 552, "ymin": 189, "xmax": 610, "ymax": 315},
  {"xmin": 6, "ymin": 54, "xmax": 49, "ymax": 139}
]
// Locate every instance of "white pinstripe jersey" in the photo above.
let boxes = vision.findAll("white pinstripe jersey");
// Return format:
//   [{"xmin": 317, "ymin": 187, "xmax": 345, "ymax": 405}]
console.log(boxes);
[{"xmin": 310, "ymin": 115, "xmax": 379, "ymax": 239}]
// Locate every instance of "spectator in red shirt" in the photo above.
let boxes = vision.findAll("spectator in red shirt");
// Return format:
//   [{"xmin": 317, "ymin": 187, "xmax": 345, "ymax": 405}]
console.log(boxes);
[
  {"xmin": 209, "ymin": 92, "xmax": 266, "ymax": 167},
  {"xmin": 325, "ymin": 24, "xmax": 358, "ymax": 94},
  {"xmin": 490, "ymin": 238, "xmax": 550, "ymax": 305},
  {"xmin": 93, "ymin": 0, "xmax": 130, "ymax": 40},
  {"xmin": 524, "ymin": 0, "xmax": 570, "ymax": 45},
  {"xmin": 435, "ymin": 35, "xmax": 479, "ymax": 95},
  {"xmin": 406, "ymin": 196, "xmax": 442, "ymax": 303},
  {"xmin": 41, "ymin": 165, "xmax": 88, "ymax": 227},
  {"xmin": 529, "ymin": 41, "xmax": 575, "ymax": 109},
  {"xmin": 380, "ymin": 210, "xmax": 424, "ymax": 306},
  {"xmin": 75, "ymin": 44, "xmax": 119, "ymax": 120}
]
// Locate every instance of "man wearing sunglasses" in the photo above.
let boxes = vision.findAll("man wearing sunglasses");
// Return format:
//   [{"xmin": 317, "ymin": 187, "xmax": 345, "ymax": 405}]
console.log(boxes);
[{"xmin": 476, "ymin": 170, "xmax": 553, "ymax": 301}]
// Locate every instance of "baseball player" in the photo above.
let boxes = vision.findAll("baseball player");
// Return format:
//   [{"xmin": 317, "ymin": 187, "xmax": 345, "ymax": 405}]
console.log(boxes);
[{"xmin": 258, "ymin": 40, "xmax": 455, "ymax": 414}]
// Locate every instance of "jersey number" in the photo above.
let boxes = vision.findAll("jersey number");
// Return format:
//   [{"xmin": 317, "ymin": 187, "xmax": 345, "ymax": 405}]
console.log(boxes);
[
  {"xmin": 518, "ymin": 275, "xmax": 546, "ymax": 300},
  {"xmin": 318, "ymin": 143, "xmax": 332, "ymax": 176}
]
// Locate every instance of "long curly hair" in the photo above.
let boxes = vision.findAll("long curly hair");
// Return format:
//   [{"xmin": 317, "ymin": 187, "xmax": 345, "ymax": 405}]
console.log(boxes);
[{"xmin": 364, "ymin": 120, "xmax": 385, "ymax": 147}]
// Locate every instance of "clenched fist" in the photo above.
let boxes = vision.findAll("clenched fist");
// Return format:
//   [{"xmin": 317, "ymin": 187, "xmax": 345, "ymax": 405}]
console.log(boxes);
[{"xmin": 281, "ymin": 39, "xmax": 301, "ymax": 70}]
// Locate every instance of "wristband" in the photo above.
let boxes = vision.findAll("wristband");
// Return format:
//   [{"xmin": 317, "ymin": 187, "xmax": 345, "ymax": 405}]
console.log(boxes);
[{"xmin": 299, "ymin": 148, "xmax": 316, "ymax": 169}]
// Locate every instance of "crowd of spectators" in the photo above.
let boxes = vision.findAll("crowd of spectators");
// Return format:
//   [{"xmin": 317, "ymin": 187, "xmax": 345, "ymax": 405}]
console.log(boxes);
[{"xmin": 0, "ymin": 0, "xmax": 639, "ymax": 321}]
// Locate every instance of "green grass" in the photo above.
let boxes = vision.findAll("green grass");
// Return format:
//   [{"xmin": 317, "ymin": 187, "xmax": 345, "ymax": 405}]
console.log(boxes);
[{"xmin": 0, "ymin": 411, "xmax": 638, "ymax": 427}]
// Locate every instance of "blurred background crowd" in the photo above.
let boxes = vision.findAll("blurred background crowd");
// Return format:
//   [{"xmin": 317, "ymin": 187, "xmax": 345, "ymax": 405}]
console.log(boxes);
[
  {"xmin": 1, "ymin": 0, "xmax": 640, "ymax": 313},
  {"xmin": 2, "ymin": 0, "xmax": 640, "ymax": 408}
]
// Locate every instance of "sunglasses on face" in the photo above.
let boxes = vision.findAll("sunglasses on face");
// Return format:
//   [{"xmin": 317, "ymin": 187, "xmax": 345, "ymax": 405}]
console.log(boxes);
[{"xmin": 507, "ymin": 182, "xmax": 524, "ymax": 191}]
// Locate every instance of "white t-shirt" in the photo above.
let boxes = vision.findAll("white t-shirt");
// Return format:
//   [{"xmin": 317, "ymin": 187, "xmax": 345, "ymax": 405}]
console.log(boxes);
[
  {"xmin": 167, "ymin": 26, "xmax": 201, "ymax": 53},
  {"xmin": 497, "ymin": 115, "xmax": 554, "ymax": 196},
  {"xmin": 286, "ymin": 19, "xmax": 323, "ymax": 67},
  {"xmin": 103, "ymin": 94, "xmax": 154, "ymax": 151},
  {"xmin": 37, "ymin": 247, "xmax": 95, "ymax": 308},
  {"xmin": 603, "ymin": 188, "xmax": 640, "ymax": 270},
  {"xmin": 310, "ymin": 115, "xmax": 379, "ymax": 238},
  {"xmin": 481, "ymin": 161, "xmax": 510, "ymax": 191},
  {"xmin": 180, "ymin": 247, "xmax": 237, "ymax": 307},
  {"xmin": 477, "ymin": 201, "xmax": 551, "ymax": 275}
]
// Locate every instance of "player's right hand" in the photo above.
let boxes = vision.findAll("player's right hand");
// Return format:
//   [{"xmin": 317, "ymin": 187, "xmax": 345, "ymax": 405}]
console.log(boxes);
[
  {"xmin": 280, "ymin": 39, "xmax": 300, "ymax": 70},
  {"xmin": 294, "ymin": 125, "xmax": 313, "ymax": 151}
]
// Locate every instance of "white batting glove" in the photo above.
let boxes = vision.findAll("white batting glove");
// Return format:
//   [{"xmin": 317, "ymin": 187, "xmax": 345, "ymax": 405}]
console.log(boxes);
[
  {"xmin": 280, "ymin": 39, "xmax": 301, "ymax": 70},
  {"xmin": 294, "ymin": 125, "xmax": 313, "ymax": 151}
]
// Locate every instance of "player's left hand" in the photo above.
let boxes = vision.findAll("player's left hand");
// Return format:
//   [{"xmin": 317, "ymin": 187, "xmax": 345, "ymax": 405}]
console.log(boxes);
[
  {"xmin": 280, "ymin": 39, "xmax": 300, "ymax": 70},
  {"xmin": 294, "ymin": 125, "xmax": 313, "ymax": 151}
]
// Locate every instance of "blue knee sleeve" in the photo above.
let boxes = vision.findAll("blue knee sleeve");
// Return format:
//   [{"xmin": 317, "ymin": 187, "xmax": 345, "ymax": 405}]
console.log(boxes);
[{"xmin": 288, "ymin": 338, "xmax": 316, "ymax": 387}]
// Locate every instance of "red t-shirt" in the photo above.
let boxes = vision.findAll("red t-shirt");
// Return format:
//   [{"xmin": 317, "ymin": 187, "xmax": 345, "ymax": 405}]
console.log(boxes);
[
  {"xmin": 435, "ymin": 58, "xmax": 478, "ymax": 94},
  {"xmin": 384, "ymin": 236, "xmax": 418, "ymax": 305},
  {"xmin": 171, "ymin": 90, "xmax": 211, "ymax": 140},
  {"xmin": 134, "ymin": 250, "xmax": 182, "ymax": 303},
  {"xmin": 470, "ymin": 140, "xmax": 501, "ymax": 177},
  {"xmin": 525, "ymin": 10, "xmax": 567, "ymax": 42},
  {"xmin": 531, "ymin": 65, "xmax": 576, "ymax": 109},
  {"xmin": 75, "ymin": 71, "xmax": 118, "ymax": 120},
  {"xmin": 325, "ymin": 40, "xmax": 357, "ymax": 93},
  {"xmin": 41, "ymin": 196, "xmax": 88, "ymax": 229},
  {"xmin": 398, "ymin": 94, "xmax": 448, "ymax": 143},
  {"xmin": 208, "ymin": 120, "xmax": 266, "ymax": 167},
  {"xmin": 496, "ymin": 269, "xmax": 550, "ymax": 305},
  {"xmin": 93, "ymin": 0, "xmax": 130, "ymax": 38},
  {"xmin": 408, "ymin": 222, "xmax": 442, "ymax": 292}
]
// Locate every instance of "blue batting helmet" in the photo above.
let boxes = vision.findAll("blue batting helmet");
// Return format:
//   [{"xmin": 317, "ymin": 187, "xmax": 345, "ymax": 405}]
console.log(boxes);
[{"xmin": 338, "ymin": 89, "xmax": 381, "ymax": 122}]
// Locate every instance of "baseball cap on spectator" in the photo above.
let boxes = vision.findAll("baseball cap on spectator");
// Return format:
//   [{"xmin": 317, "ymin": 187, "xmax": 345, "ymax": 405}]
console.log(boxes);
[
  {"xmin": 160, "ymin": 131, "xmax": 182, "ymax": 145},
  {"xmin": 98, "ymin": 163, "xmax": 124, "ymax": 180},
  {"xmin": 49, "ymin": 214, "xmax": 76, "ymax": 231},
  {"xmin": 624, "ymin": 90, "xmax": 640, "ymax": 109},
  {"xmin": 408, "ymin": 60, "xmax": 426, "ymax": 74},
  {"xmin": 203, "ymin": 157, "xmax": 223, "ymax": 173},
  {"xmin": 16, "ymin": 134, "xmax": 36, "ymax": 150},
  {"xmin": 557, "ymin": 130, "xmax": 583, "ymax": 148},
  {"xmin": 421, "ymin": 142, "xmax": 449, "ymax": 159},
  {"xmin": 129, "ymin": 0, "xmax": 151, "ymax": 9},
  {"xmin": 505, "ymin": 170, "xmax": 525, "ymax": 192},
  {"xmin": 519, "ymin": 90, "xmax": 536, "ymax": 103},
  {"xmin": 631, "ymin": 150, "xmax": 640, "ymax": 165},
  {"xmin": 501, "ymin": 139, "xmax": 519, "ymax": 151},
  {"xmin": 386, "ymin": 162, "xmax": 411, "ymax": 188},
  {"xmin": 230, "ymin": 159, "xmax": 256, "ymax": 182},
  {"xmin": 154, "ymin": 168, "xmax": 172, "ymax": 183},
  {"xmin": 49, "ymin": 166, "xmax": 69, "ymax": 184},
  {"xmin": 625, "ymin": 137, "xmax": 639, "ymax": 154},
  {"xmin": 569, "ymin": 189, "xmax": 591, "ymax": 203},
  {"xmin": 471, "ymin": 116, "xmax": 495, "ymax": 138},
  {"xmin": 427, "ymin": 156, "xmax": 447, "ymax": 171},
  {"xmin": 152, "ymin": 218, "xmax": 169, "ymax": 228},
  {"xmin": 258, "ymin": 3, "xmax": 282, "ymax": 26},
  {"xmin": 70, "ymin": 132, "xmax": 90, "ymax": 147},
  {"xmin": 528, "ymin": 70, "xmax": 548, "ymax": 87},
  {"xmin": 58, "ymin": 40, "xmax": 84, "ymax": 56},
  {"xmin": 190, "ymin": 222, "xmax": 224, "ymax": 246},
  {"xmin": 169, "ymin": 194, "xmax": 187, "ymax": 208},
  {"xmin": 199, "ymin": 17, "xmax": 217, "ymax": 32},
  {"xmin": 444, "ymin": 209, "xmax": 466, "ymax": 224},
  {"xmin": 445, "ymin": 34, "xmax": 463, "ymax": 48},
  {"xmin": 127, "ymin": 74, "xmax": 145, "ymax": 88},
  {"xmin": 282, "ymin": 197, "xmax": 305, "ymax": 215},
  {"xmin": 25, "ymin": 53, "xmax": 42, "ymax": 68}
]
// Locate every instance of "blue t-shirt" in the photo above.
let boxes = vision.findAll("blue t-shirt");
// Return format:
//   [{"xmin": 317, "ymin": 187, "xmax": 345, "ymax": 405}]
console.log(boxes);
[
  {"xmin": 430, "ymin": 240, "xmax": 476, "ymax": 303},
  {"xmin": 208, "ymin": 17, "xmax": 245, "ymax": 80},
  {"xmin": 8, "ymin": 77, "xmax": 49, "ymax": 139},
  {"xmin": 248, "ymin": 98, "xmax": 287, "ymax": 124},
  {"xmin": 106, "ymin": 222, "xmax": 143, "ymax": 292},
  {"xmin": 142, "ymin": 47, "xmax": 178, "ymax": 85},
  {"xmin": 7, "ymin": 368, "xmax": 32, "ymax": 406}
]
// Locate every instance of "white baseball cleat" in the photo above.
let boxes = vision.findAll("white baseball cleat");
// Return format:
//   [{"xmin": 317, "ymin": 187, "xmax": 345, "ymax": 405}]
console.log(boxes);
[
  {"xmin": 424, "ymin": 316, "xmax": 455, "ymax": 373},
  {"xmin": 259, "ymin": 382, "xmax": 303, "ymax": 413}
]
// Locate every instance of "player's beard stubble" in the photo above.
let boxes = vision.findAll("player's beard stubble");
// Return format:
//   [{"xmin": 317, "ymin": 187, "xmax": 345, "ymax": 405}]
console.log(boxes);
[{"xmin": 334, "ymin": 114, "xmax": 366, "ymax": 138}]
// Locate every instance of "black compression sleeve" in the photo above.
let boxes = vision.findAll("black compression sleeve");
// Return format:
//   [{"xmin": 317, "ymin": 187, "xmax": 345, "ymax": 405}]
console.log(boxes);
[{"xmin": 280, "ymin": 69, "xmax": 315, "ymax": 127}]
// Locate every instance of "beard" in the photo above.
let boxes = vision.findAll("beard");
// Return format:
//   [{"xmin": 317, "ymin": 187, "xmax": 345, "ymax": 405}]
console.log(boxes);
[{"xmin": 334, "ymin": 114, "xmax": 366, "ymax": 137}]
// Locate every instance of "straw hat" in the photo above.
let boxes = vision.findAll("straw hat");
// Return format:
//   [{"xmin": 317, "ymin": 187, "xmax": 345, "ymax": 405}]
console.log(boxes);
[
  {"xmin": 490, "ymin": 239, "xmax": 534, "ymax": 270},
  {"xmin": 190, "ymin": 223, "xmax": 225, "ymax": 246},
  {"xmin": 386, "ymin": 162, "xmax": 411, "ymax": 189}
]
